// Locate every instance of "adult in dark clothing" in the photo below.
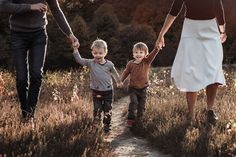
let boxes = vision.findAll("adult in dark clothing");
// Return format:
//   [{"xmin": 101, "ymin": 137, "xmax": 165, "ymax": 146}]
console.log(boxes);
[
  {"xmin": 155, "ymin": 0, "xmax": 227, "ymax": 124},
  {"xmin": 0, "ymin": 0, "xmax": 80, "ymax": 121}
]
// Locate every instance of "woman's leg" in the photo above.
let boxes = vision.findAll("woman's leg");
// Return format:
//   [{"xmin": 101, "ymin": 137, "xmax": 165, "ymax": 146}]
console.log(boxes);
[
  {"xmin": 186, "ymin": 92, "xmax": 197, "ymax": 120},
  {"xmin": 206, "ymin": 83, "xmax": 218, "ymax": 110},
  {"xmin": 206, "ymin": 83, "xmax": 219, "ymax": 124}
]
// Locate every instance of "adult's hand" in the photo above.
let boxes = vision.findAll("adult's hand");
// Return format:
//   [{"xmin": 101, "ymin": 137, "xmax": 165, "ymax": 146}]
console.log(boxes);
[
  {"xmin": 69, "ymin": 34, "xmax": 80, "ymax": 49},
  {"xmin": 155, "ymin": 14, "xmax": 176, "ymax": 50},
  {"xmin": 30, "ymin": 3, "xmax": 47, "ymax": 12},
  {"xmin": 219, "ymin": 25, "xmax": 227, "ymax": 43},
  {"xmin": 220, "ymin": 33, "xmax": 227, "ymax": 43},
  {"xmin": 155, "ymin": 34, "xmax": 165, "ymax": 50}
]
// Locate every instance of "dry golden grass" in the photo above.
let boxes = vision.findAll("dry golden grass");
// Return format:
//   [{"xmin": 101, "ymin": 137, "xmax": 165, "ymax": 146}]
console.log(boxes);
[
  {"xmin": 133, "ymin": 66, "xmax": 236, "ymax": 157},
  {"xmin": 0, "ymin": 68, "xmax": 113, "ymax": 157},
  {"xmin": 1, "ymin": 66, "xmax": 236, "ymax": 157}
]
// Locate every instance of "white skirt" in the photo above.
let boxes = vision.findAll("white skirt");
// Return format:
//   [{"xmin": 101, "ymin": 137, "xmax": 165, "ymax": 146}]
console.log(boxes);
[{"xmin": 171, "ymin": 18, "xmax": 226, "ymax": 92}]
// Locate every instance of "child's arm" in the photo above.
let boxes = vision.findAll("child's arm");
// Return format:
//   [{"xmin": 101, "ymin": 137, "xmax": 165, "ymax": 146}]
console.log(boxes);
[
  {"xmin": 145, "ymin": 48, "xmax": 160, "ymax": 65},
  {"xmin": 73, "ymin": 48, "xmax": 89, "ymax": 66},
  {"xmin": 111, "ymin": 63, "xmax": 121, "ymax": 83},
  {"xmin": 120, "ymin": 62, "xmax": 131, "ymax": 83},
  {"xmin": 111, "ymin": 67, "xmax": 123, "ymax": 88}
]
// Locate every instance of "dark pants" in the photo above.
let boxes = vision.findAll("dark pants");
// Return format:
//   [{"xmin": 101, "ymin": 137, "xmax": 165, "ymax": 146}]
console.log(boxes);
[
  {"xmin": 128, "ymin": 87, "xmax": 147, "ymax": 120},
  {"xmin": 10, "ymin": 29, "xmax": 48, "ymax": 118},
  {"xmin": 92, "ymin": 90, "xmax": 113, "ymax": 126}
]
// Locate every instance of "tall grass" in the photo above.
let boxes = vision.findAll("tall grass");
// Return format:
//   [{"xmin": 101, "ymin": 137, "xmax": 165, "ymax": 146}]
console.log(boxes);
[
  {"xmin": 133, "ymin": 66, "xmax": 236, "ymax": 157},
  {"xmin": 1, "ymin": 66, "xmax": 236, "ymax": 157},
  {"xmin": 0, "ymin": 67, "xmax": 113, "ymax": 157}
]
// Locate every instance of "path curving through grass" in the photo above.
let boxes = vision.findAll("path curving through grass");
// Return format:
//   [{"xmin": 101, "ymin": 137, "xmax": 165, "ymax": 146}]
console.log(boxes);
[{"xmin": 105, "ymin": 96, "xmax": 171, "ymax": 157}]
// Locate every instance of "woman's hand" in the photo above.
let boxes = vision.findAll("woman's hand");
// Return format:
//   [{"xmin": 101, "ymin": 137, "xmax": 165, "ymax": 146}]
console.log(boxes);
[
  {"xmin": 30, "ymin": 3, "xmax": 47, "ymax": 12},
  {"xmin": 220, "ymin": 33, "xmax": 227, "ymax": 43},
  {"xmin": 155, "ymin": 34, "xmax": 165, "ymax": 50},
  {"xmin": 219, "ymin": 25, "xmax": 227, "ymax": 43}
]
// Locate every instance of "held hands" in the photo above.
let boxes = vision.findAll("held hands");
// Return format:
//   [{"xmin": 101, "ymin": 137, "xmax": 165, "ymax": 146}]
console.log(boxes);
[
  {"xmin": 117, "ymin": 82, "xmax": 123, "ymax": 88},
  {"xmin": 30, "ymin": 3, "xmax": 47, "ymax": 12},
  {"xmin": 69, "ymin": 34, "xmax": 80, "ymax": 51},
  {"xmin": 72, "ymin": 42, "xmax": 79, "ymax": 53},
  {"xmin": 155, "ymin": 34, "xmax": 165, "ymax": 50}
]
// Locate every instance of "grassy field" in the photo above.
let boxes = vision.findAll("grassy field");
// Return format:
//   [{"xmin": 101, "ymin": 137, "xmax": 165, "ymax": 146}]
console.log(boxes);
[
  {"xmin": 0, "ymin": 66, "xmax": 236, "ymax": 157},
  {"xmin": 133, "ymin": 66, "xmax": 236, "ymax": 157},
  {"xmin": 0, "ymin": 68, "xmax": 113, "ymax": 157}
]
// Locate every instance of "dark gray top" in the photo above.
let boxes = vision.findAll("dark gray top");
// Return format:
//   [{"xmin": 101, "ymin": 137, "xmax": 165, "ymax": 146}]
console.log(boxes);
[
  {"xmin": 0, "ymin": 0, "xmax": 72, "ymax": 35},
  {"xmin": 73, "ymin": 51, "xmax": 121, "ymax": 91}
]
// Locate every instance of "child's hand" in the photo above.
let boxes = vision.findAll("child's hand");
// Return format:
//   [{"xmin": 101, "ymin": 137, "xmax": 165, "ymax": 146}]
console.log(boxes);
[
  {"xmin": 73, "ymin": 41, "xmax": 79, "ymax": 48},
  {"xmin": 69, "ymin": 34, "xmax": 80, "ymax": 49},
  {"xmin": 117, "ymin": 82, "xmax": 123, "ymax": 88},
  {"xmin": 72, "ymin": 42, "xmax": 79, "ymax": 53}
]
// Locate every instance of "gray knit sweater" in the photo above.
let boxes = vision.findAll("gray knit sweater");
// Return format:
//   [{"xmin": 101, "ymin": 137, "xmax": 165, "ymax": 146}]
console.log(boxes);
[
  {"xmin": 73, "ymin": 51, "xmax": 121, "ymax": 91},
  {"xmin": 0, "ymin": 0, "xmax": 72, "ymax": 35}
]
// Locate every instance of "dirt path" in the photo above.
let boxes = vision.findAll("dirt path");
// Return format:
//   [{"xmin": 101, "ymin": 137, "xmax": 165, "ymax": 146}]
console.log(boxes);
[{"xmin": 105, "ymin": 96, "xmax": 171, "ymax": 157}]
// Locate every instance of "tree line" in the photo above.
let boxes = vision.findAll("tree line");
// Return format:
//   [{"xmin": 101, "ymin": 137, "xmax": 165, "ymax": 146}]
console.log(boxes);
[{"xmin": 0, "ymin": 0, "xmax": 235, "ymax": 70}]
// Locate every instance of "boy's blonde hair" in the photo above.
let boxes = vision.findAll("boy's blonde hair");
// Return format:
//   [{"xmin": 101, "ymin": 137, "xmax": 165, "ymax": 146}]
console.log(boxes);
[
  {"xmin": 91, "ymin": 38, "xmax": 108, "ymax": 53},
  {"xmin": 133, "ymin": 42, "xmax": 149, "ymax": 56}
]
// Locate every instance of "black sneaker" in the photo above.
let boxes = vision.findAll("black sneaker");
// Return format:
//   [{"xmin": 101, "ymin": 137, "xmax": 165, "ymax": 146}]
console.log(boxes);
[{"xmin": 207, "ymin": 110, "xmax": 218, "ymax": 125}]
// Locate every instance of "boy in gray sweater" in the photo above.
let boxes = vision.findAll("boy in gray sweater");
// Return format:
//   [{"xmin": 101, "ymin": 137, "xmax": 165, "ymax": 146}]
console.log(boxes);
[{"xmin": 73, "ymin": 39, "xmax": 122, "ymax": 133}]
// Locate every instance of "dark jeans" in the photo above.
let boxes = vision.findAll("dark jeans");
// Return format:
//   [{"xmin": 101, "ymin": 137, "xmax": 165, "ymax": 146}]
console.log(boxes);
[
  {"xmin": 128, "ymin": 87, "xmax": 147, "ymax": 120},
  {"xmin": 92, "ymin": 90, "xmax": 113, "ymax": 126},
  {"xmin": 10, "ymin": 29, "xmax": 48, "ymax": 118}
]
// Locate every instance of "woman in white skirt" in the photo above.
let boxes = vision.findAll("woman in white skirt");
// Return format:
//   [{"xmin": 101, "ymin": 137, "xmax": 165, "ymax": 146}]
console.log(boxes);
[{"xmin": 155, "ymin": 0, "xmax": 227, "ymax": 124}]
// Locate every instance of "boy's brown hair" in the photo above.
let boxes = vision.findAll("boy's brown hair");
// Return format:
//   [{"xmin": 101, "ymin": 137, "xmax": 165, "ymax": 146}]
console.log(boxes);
[{"xmin": 133, "ymin": 42, "xmax": 149, "ymax": 56}]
